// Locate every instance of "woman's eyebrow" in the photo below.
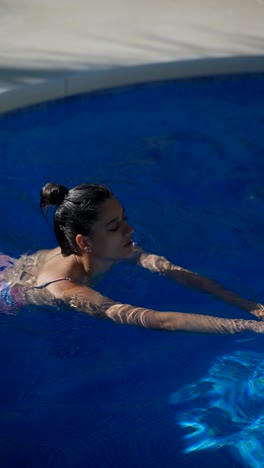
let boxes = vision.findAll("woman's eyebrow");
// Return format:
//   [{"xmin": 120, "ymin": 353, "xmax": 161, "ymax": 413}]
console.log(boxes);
[{"xmin": 105, "ymin": 208, "xmax": 125, "ymax": 227}]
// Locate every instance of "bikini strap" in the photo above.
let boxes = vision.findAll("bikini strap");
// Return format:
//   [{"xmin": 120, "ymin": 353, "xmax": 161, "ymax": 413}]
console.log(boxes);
[{"xmin": 28, "ymin": 277, "xmax": 72, "ymax": 290}]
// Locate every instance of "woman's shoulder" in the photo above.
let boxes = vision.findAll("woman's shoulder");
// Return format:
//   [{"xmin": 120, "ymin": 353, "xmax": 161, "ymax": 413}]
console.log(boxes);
[
  {"xmin": 2, "ymin": 249, "xmax": 50, "ymax": 290},
  {"xmin": 35, "ymin": 248, "xmax": 78, "ymax": 293}
]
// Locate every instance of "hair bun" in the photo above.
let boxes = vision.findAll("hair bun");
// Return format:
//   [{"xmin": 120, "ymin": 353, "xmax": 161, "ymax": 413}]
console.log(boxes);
[{"xmin": 40, "ymin": 182, "xmax": 69, "ymax": 208}]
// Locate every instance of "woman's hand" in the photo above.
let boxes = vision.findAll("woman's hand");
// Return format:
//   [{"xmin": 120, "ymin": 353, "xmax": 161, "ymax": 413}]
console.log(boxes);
[{"xmin": 249, "ymin": 304, "xmax": 264, "ymax": 320}]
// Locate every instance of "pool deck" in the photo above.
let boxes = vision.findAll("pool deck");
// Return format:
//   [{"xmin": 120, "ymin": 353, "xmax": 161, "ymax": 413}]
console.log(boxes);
[{"xmin": 0, "ymin": 0, "xmax": 263, "ymax": 114}]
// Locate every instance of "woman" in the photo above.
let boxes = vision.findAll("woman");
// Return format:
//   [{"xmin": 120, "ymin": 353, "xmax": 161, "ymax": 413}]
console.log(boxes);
[{"xmin": 2, "ymin": 182, "xmax": 264, "ymax": 334}]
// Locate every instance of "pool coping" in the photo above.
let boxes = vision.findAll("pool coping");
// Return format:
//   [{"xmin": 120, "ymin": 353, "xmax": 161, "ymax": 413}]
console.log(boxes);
[{"xmin": 1, "ymin": 54, "xmax": 264, "ymax": 115}]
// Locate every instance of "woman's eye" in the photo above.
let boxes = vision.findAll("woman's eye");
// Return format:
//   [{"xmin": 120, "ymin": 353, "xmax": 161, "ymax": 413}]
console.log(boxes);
[
  {"xmin": 108, "ymin": 216, "xmax": 127, "ymax": 232},
  {"xmin": 109, "ymin": 225, "xmax": 119, "ymax": 232}
]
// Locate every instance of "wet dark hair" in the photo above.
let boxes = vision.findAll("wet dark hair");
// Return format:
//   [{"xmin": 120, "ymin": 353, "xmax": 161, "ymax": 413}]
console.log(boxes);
[{"xmin": 40, "ymin": 182, "xmax": 113, "ymax": 256}]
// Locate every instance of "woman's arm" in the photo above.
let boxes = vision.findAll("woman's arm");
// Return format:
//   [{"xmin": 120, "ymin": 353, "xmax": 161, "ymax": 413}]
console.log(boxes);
[
  {"xmin": 61, "ymin": 284, "xmax": 264, "ymax": 335},
  {"xmin": 128, "ymin": 247, "xmax": 264, "ymax": 319}
]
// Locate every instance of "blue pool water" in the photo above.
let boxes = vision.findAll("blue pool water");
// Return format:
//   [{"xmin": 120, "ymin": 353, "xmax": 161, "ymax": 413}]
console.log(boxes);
[{"xmin": 0, "ymin": 73, "xmax": 264, "ymax": 467}]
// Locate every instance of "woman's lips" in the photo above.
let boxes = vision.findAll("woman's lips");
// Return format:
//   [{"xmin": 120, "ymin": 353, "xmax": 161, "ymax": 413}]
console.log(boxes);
[{"xmin": 124, "ymin": 239, "xmax": 133, "ymax": 248}]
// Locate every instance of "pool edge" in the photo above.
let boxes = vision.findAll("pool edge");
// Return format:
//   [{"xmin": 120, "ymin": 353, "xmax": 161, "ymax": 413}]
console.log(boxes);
[{"xmin": 1, "ymin": 55, "xmax": 264, "ymax": 115}]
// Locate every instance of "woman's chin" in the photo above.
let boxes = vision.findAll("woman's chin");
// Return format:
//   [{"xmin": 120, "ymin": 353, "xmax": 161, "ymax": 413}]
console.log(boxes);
[{"xmin": 122, "ymin": 244, "xmax": 133, "ymax": 256}]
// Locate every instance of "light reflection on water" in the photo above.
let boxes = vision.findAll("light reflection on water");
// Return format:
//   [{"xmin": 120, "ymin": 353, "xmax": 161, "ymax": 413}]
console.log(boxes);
[{"xmin": 170, "ymin": 350, "xmax": 264, "ymax": 467}]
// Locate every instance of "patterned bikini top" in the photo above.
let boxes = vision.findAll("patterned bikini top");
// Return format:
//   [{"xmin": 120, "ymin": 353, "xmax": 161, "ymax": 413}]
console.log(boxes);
[
  {"xmin": 29, "ymin": 277, "xmax": 72, "ymax": 290},
  {"xmin": 0, "ymin": 277, "xmax": 72, "ymax": 315}
]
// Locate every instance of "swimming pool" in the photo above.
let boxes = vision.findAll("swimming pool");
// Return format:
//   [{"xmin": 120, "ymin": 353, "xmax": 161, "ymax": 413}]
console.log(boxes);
[{"xmin": 0, "ymin": 73, "xmax": 264, "ymax": 467}]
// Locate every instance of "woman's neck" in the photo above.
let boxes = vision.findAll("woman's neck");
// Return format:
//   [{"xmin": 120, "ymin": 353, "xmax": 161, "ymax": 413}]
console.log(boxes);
[{"xmin": 74, "ymin": 253, "xmax": 117, "ymax": 285}]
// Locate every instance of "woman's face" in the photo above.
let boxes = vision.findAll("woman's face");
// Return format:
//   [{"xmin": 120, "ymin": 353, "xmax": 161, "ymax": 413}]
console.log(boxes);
[{"xmin": 88, "ymin": 197, "xmax": 134, "ymax": 261}]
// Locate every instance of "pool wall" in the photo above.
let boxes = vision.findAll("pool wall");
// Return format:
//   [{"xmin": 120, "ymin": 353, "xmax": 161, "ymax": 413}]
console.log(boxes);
[{"xmin": 0, "ymin": 0, "xmax": 264, "ymax": 114}]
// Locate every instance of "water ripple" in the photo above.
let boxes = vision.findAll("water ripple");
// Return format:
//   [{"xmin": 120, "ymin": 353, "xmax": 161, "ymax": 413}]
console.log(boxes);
[{"xmin": 170, "ymin": 350, "xmax": 264, "ymax": 467}]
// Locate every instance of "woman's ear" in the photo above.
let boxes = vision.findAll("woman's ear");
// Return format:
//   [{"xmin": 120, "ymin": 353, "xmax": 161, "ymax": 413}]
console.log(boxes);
[{"xmin": 75, "ymin": 234, "xmax": 92, "ymax": 253}]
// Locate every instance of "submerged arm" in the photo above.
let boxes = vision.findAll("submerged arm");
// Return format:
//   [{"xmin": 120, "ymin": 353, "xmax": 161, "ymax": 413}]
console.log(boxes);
[
  {"xmin": 61, "ymin": 284, "xmax": 264, "ymax": 335},
  {"xmin": 129, "ymin": 247, "xmax": 264, "ymax": 319}
]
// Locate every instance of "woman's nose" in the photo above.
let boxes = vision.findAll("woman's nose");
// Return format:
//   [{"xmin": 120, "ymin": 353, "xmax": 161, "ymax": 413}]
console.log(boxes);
[{"xmin": 125, "ymin": 222, "xmax": 134, "ymax": 235}]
